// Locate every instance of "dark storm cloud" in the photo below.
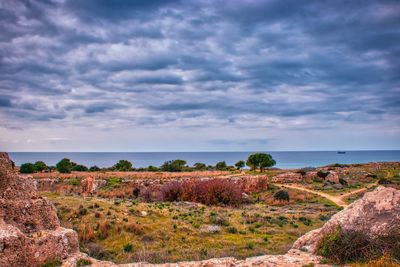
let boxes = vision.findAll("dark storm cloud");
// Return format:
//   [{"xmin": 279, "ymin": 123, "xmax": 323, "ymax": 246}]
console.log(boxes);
[{"xmin": 0, "ymin": 0, "xmax": 399, "ymax": 132}]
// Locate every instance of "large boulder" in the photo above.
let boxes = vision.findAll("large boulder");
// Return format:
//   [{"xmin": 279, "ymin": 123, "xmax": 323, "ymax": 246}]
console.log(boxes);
[
  {"xmin": 0, "ymin": 152, "xmax": 79, "ymax": 267},
  {"xmin": 292, "ymin": 186, "xmax": 400, "ymax": 253}
]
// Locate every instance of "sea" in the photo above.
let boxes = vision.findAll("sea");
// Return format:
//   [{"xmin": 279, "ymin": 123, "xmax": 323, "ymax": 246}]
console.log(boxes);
[{"xmin": 8, "ymin": 151, "xmax": 400, "ymax": 169}]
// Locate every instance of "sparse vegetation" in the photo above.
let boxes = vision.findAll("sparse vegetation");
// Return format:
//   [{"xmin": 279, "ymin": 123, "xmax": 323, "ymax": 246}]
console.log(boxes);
[{"xmin": 317, "ymin": 227, "xmax": 400, "ymax": 264}]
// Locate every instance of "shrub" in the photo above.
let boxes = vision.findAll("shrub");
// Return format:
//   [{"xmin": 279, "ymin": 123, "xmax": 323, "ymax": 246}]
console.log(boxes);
[
  {"xmin": 20, "ymin": 163, "xmax": 35, "ymax": 173},
  {"xmin": 56, "ymin": 158, "xmax": 75, "ymax": 173},
  {"xmin": 76, "ymin": 259, "xmax": 91, "ymax": 266},
  {"xmin": 113, "ymin": 160, "xmax": 132, "ymax": 171},
  {"xmin": 273, "ymin": 190, "xmax": 290, "ymax": 201},
  {"xmin": 215, "ymin": 161, "xmax": 227, "ymax": 170},
  {"xmin": 41, "ymin": 260, "xmax": 62, "ymax": 267},
  {"xmin": 235, "ymin": 160, "xmax": 245, "ymax": 170},
  {"xmin": 147, "ymin": 165, "xmax": 159, "ymax": 172},
  {"xmin": 194, "ymin": 162, "xmax": 207, "ymax": 170},
  {"xmin": 162, "ymin": 179, "xmax": 243, "ymax": 205},
  {"xmin": 317, "ymin": 170, "xmax": 329, "ymax": 179},
  {"xmin": 69, "ymin": 178, "xmax": 81, "ymax": 186},
  {"xmin": 123, "ymin": 243, "xmax": 133, "ymax": 252},
  {"xmin": 378, "ymin": 178, "xmax": 393, "ymax": 185},
  {"xmin": 72, "ymin": 164, "xmax": 88, "ymax": 172},
  {"xmin": 107, "ymin": 177, "xmax": 122, "ymax": 187},
  {"xmin": 33, "ymin": 161, "xmax": 48, "ymax": 172},
  {"xmin": 161, "ymin": 159, "xmax": 187, "ymax": 172},
  {"xmin": 339, "ymin": 178, "xmax": 348, "ymax": 186},
  {"xmin": 86, "ymin": 242, "xmax": 111, "ymax": 260},
  {"xmin": 227, "ymin": 227, "xmax": 238, "ymax": 233},
  {"xmin": 89, "ymin": 165, "xmax": 101, "ymax": 172},
  {"xmin": 132, "ymin": 188, "xmax": 140, "ymax": 198},
  {"xmin": 317, "ymin": 227, "xmax": 400, "ymax": 264},
  {"xmin": 124, "ymin": 222, "xmax": 144, "ymax": 235}
]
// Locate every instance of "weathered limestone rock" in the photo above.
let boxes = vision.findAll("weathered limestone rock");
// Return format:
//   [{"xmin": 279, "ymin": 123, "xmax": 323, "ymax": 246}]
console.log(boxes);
[
  {"xmin": 324, "ymin": 171, "xmax": 339, "ymax": 184},
  {"xmin": 271, "ymin": 172, "xmax": 302, "ymax": 183},
  {"xmin": 292, "ymin": 186, "xmax": 400, "ymax": 253},
  {"xmin": 81, "ymin": 175, "xmax": 97, "ymax": 197},
  {"xmin": 0, "ymin": 152, "xmax": 79, "ymax": 267}
]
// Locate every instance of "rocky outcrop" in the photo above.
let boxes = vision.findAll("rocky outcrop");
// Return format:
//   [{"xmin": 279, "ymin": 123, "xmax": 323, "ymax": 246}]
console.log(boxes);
[
  {"xmin": 324, "ymin": 171, "xmax": 339, "ymax": 184},
  {"xmin": 271, "ymin": 172, "xmax": 302, "ymax": 183},
  {"xmin": 292, "ymin": 186, "xmax": 400, "ymax": 253},
  {"xmin": 81, "ymin": 176, "xmax": 97, "ymax": 197},
  {"xmin": 0, "ymin": 152, "xmax": 79, "ymax": 267}
]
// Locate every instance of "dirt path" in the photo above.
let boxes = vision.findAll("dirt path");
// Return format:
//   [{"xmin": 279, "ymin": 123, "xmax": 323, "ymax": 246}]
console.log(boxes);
[{"xmin": 276, "ymin": 183, "xmax": 377, "ymax": 207}]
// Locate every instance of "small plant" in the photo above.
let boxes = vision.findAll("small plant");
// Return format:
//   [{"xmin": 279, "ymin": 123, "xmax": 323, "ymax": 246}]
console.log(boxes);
[
  {"xmin": 123, "ymin": 243, "xmax": 133, "ymax": 252},
  {"xmin": 263, "ymin": 235, "xmax": 269, "ymax": 242},
  {"xmin": 227, "ymin": 226, "xmax": 238, "ymax": 233},
  {"xmin": 76, "ymin": 258, "xmax": 92, "ymax": 266},
  {"xmin": 41, "ymin": 260, "xmax": 62, "ymax": 267},
  {"xmin": 274, "ymin": 190, "xmax": 290, "ymax": 201},
  {"xmin": 316, "ymin": 227, "xmax": 400, "ymax": 264},
  {"xmin": 246, "ymin": 242, "xmax": 255, "ymax": 249}
]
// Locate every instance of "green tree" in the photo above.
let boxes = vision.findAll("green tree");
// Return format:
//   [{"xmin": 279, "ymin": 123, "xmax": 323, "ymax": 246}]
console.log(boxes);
[
  {"xmin": 56, "ymin": 158, "xmax": 75, "ymax": 173},
  {"xmin": 161, "ymin": 159, "xmax": 187, "ymax": 172},
  {"xmin": 215, "ymin": 161, "xmax": 227, "ymax": 170},
  {"xmin": 194, "ymin": 162, "xmax": 206, "ymax": 170},
  {"xmin": 114, "ymin": 160, "xmax": 133, "ymax": 171},
  {"xmin": 246, "ymin": 153, "xmax": 276, "ymax": 172},
  {"xmin": 33, "ymin": 161, "xmax": 48, "ymax": 172},
  {"xmin": 20, "ymin": 163, "xmax": 35, "ymax": 173},
  {"xmin": 235, "ymin": 160, "xmax": 245, "ymax": 170}
]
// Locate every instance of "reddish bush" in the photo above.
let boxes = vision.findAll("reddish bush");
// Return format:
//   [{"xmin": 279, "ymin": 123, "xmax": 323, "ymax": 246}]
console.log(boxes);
[{"xmin": 162, "ymin": 179, "xmax": 243, "ymax": 205}]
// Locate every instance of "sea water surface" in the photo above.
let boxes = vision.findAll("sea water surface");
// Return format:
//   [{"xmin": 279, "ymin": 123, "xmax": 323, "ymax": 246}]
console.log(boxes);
[{"xmin": 8, "ymin": 151, "xmax": 400, "ymax": 169}]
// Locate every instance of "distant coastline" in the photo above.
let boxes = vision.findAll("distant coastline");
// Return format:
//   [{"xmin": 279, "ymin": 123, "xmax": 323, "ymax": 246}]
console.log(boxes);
[{"xmin": 9, "ymin": 150, "xmax": 400, "ymax": 169}]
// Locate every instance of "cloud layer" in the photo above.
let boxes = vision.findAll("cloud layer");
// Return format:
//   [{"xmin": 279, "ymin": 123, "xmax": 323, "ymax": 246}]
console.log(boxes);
[{"xmin": 0, "ymin": 0, "xmax": 399, "ymax": 151}]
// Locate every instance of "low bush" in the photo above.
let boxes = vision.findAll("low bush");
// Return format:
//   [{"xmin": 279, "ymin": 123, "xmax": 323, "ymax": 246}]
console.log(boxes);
[
  {"xmin": 123, "ymin": 243, "xmax": 133, "ymax": 252},
  {"xmin": 339, "ymin": 178, "xmax": 348, "ymax": 186},
  {"xmin": 76, "ymin": 258, "xmax": 91, "ymax": 266},
  {"xmin": 20, "ymin": 163, "xmax": 35, "ymax": 173},
  {"xmin": 317, "ymin": 227, "xmax": 400, "ymax": 264},
  {"xmin": 378, "ymin": 178, "xmax": 393, "ymax": 185},
  {"xmin": 317, "ymin": 170, "xmax": 329, "ymax": 179},
  {"xmin": 41, "ymin": 260, "xmax": 62, "ymax": 267},
  {"xmin": 273, "ymin": 190, "xmax": 290, "ymax": 201},
  {"xmin": 162, "ymin": 179, "xmax": 243, "ymax": 205},
  {"xmin": 86, "ymin": 242, "xmax": 111, "ymax": 260}
]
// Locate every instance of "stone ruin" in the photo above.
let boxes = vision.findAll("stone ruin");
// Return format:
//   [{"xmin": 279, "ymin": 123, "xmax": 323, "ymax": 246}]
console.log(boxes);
[{"xmin": 1, "ymin": 152, "xmax": 399, "ymax": 266}]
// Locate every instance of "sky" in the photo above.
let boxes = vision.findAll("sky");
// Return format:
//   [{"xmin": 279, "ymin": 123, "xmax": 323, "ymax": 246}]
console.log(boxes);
[{"xmin": 0, "ymin": 0, "xmax": 399, "ymax": 152}]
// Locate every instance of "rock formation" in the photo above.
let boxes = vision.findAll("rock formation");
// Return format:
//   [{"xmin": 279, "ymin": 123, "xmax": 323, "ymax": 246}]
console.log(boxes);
[
  {"xmin": 81, "ymin": 175, "xmax": 97, "ymax": 197},
  {"xmin": 324, "ymin": 171, "xmax": 339, "ymax": 184},
  {"xmin": 0, "ymin": 152, "xmax": 79, "ymax": 266},
  {"xmin": 292, "ymin": 185, "xmax": 400, "ymax": 253}
]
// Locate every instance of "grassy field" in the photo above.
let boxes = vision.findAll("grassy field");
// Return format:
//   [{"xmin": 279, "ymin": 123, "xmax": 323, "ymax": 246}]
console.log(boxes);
[{"xmin": 42, "ymin": 187, "xmax": 338, "ymax": 264}]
